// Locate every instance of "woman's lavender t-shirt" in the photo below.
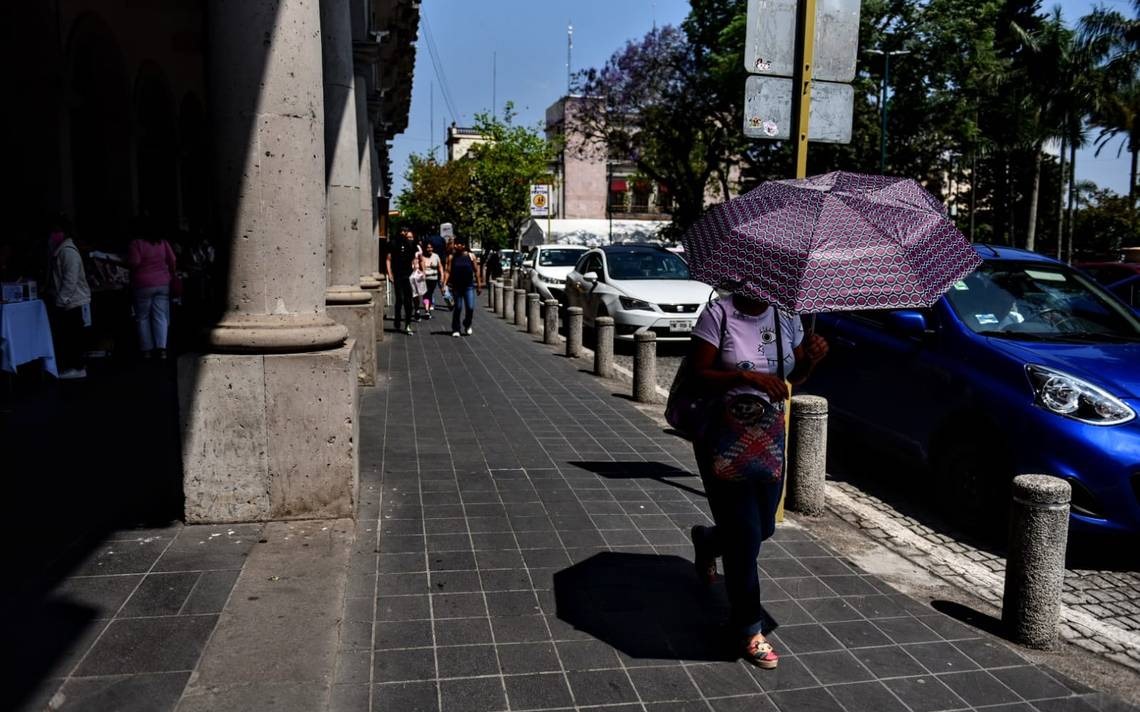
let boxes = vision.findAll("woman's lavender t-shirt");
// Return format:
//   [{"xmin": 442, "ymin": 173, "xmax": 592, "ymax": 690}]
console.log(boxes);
[{"xmin": 691, "ymin": 298, "xmax": 804, "ymax": 401}]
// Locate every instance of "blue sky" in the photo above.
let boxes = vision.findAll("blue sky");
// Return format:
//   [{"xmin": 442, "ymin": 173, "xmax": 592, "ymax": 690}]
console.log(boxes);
[{"xmin": 389, "ymin": 0, "xmax": 1133, "ymax": 201}]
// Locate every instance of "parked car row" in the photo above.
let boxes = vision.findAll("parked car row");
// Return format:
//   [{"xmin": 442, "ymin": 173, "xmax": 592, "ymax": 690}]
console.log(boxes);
[{"xmin": 514, "ymin": 241, "xmax": 1140, "ymax": 534}]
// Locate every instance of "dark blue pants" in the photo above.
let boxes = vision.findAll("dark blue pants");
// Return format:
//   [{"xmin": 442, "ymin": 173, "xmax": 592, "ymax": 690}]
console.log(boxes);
[
  {"xmin": 451, "ymin": 285, "xmax": 476, "ymax": 333},
  {"xmin": 695, "ymin": 443, "xmax": 782, "ymax": 638}
]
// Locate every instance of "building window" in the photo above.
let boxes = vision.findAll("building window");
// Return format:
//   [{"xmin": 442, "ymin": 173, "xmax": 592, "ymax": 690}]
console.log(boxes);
[
  {"xmin": 609, "ymin": 179, "xmax": 627, "ymax": 213},
  {"xmin": 657, "ymin": 183, "xmax": 673, "ymax": 213}
]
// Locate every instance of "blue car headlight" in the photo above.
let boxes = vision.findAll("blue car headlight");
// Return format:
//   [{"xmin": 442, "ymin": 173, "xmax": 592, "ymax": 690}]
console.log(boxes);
[
  {"xmin": 1026, "ymin": 365, "xmax": 1135, "ymax": 425},
  {"xmin": 619, "ymin": 296, "xmax": 655, "ymax": 311}
]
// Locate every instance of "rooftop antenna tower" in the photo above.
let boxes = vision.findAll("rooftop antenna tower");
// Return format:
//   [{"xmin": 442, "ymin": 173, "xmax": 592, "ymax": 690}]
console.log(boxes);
[
  {"xmin": 492, "ymin": 51, "xmax": 497, "ymax": 118},
  {"xmin": 567, "ymin": 22, "xmax": 573, "ymax": 96}
]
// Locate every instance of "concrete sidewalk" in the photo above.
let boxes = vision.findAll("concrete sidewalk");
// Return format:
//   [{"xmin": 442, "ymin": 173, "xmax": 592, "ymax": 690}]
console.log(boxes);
[{"xmin": 335, "ymin": 308, "xmax": 1133, "ymax": 712}]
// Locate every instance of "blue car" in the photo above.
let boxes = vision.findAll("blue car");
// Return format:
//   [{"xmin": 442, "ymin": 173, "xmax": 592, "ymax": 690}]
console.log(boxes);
[{"xmin": 803, "ymin": 245, "xmax": 1140, "ymax": 535}]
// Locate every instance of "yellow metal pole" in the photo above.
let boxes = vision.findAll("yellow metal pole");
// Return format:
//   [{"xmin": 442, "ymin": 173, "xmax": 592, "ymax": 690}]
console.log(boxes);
[
  {"xmin": 793, "ymin": 0, "xmax": 816, "ymax": 180},
  {"xmin": 778, "ymin": 0, "xmax": 816, "ymax": 523}
]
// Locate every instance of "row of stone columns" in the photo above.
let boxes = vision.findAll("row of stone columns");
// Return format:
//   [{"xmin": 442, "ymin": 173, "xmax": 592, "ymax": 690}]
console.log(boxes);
[{"xmin": 182, "ymin": 0, "xmax": 395, "ymax": 524}]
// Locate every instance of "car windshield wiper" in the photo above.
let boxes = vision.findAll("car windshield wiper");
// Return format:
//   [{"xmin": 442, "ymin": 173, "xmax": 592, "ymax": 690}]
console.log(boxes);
[{"xmin": 977, "ymin": 330, "xmax": 1049, "ymax": 341}]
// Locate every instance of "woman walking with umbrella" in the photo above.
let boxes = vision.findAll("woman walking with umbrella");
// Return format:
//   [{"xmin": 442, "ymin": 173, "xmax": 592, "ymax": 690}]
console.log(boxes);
[
  {"xmin": 686, "ymin": 292, "xmax": 828, "ymax": 668},
  {"xmin": 678, "ymin": 171, "xmax": 981, "ymax": 668}
]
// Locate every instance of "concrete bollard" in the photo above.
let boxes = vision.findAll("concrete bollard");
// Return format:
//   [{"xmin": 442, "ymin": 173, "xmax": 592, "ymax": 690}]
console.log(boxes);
[
  {"xmin": 498, "ymin": 282, "xmax": 509, "ymax": 318},
  {"xmin": 492, "ymin": 280, "xmax": 502, "ymax": 314},
  {"xmin": 566, "ymin": 307, "xmax": 584, "ymax": 358},
  {"xmin": 527, "ymin": 294, "xmax": 541, "ymax": 335},
  {"xmin": 787, "ymin": 395, "xmax": 828, "ymax": 515},
  {"xmin": 594, "ymin": 317, "xmax": 615, "ymax": 377},
  {"xmin": 486, "ymin": 278, "xmax": 494, "ymax": 309},
  {"xmin": 514, "ymin": 289, "xmax": 527, "ymax": 327},
  {"xmin": 504, "ymin": 285, "xmax": 516, "ymax": 322},
  {"xmin": 1002, "ymin": 475, "xmax": 1071, "ymax": 649},
  {"xmin": 543, "ymin": 300, "xmax": 560, "ymax": 345},
  {"xmin": 633, "ymin": 332, "xmax": 657, "ymax": 402}
]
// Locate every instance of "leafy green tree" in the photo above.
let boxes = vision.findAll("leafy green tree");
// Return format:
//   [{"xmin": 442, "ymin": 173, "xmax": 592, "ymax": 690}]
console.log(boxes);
[
  {"xmin": 396, "ymin": 153, "xmax": 475, "ymax": 239},
  {"xmin": 465, "ymin": 104, "xmax": 558, "ymax": 250},
  {"xmin": 1072, "ymin": 182, "xmax": 1140, "ymax": 257}
]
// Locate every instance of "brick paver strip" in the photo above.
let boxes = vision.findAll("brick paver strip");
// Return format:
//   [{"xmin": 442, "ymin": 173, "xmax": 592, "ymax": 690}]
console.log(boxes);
[{"xmin": 336, "ymin": 311, "xmax": 1127, "ymax": 712}]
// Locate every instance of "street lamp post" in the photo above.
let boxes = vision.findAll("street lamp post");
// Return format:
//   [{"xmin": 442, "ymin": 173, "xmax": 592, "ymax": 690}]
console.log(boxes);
[{"xmin": 865, "ymin": 48, "xmax": 910, "ymax": 172}]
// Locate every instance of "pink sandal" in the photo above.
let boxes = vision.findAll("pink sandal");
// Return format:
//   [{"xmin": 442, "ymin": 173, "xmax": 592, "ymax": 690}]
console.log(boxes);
[{"xmin": 744, "ymin": 636, "xmax": 779, "ymax": 669}]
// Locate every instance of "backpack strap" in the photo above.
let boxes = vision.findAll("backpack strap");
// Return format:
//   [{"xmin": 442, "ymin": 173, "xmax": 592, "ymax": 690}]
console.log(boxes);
[{"xmin": 774, "ymin": 308, "xmax": 786, "ymax": 382}]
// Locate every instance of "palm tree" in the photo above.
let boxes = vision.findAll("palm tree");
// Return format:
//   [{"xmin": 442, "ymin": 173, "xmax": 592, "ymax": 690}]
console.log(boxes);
[
  {"xmin": 1081, "ymin": 1, "xmax": 1140, "ymax": 226},
  {"xmin": 1010, "ymin": 10, "xmax": 1073, "ymax": 252}
]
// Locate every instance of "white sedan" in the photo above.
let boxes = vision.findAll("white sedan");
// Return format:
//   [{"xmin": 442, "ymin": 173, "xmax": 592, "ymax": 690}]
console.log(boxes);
[
  {"xmin": 520, "ymin": 245, "xmax": 588, "ymax": 303},
  {"xmin": 565, "ymin": 245, "xmax": 717, "ymax": 341}
]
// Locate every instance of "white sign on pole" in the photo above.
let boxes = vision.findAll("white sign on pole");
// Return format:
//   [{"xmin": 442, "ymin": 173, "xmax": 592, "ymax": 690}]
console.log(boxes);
[
  {"xmin": 744, "ymin": 0, "xmax": 861, "ymax": 82},
  {"xmin": 743, "ymin": 76, "xmax": 854, "ymax": 144},
  {"xmin": 529, "ymin": 185, "xmax": 551, "ymax": 217}
]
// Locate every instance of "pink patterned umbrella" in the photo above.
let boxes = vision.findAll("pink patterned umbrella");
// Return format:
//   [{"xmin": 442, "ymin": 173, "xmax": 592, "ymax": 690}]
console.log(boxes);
[{"xmin": 681, "ymin": 171, "xmax": 982, "ymax": 314}]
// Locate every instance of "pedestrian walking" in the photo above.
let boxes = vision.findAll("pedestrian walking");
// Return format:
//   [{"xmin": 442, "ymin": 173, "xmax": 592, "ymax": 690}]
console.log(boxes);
[
  {"xmin": 127, "ymin": 226, "xmax": 178, "ymax": 360},
  {"xmin": 45, "ymin": 221, "xmax": 93, "ymax": 379},
  {"xmin": 444, "ymin": 238, "xmax": 482, "ymax": 337},
  {"xmin": 685, "ymin": 292, "xmax": 827, "ymax": 668},
  {"xmin": 387, "ymin": 227, "xmax": 421, "ymax": 334},
  {"xmin": 420, "ymin": 242, "xmax": 442, "ymax": 318}
]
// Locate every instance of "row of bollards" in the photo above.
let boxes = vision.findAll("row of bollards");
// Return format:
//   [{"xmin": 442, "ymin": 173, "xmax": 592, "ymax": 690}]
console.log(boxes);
[{"xmin": 486, "ymin": 283, "xmax": 1070, "ymax": 652}]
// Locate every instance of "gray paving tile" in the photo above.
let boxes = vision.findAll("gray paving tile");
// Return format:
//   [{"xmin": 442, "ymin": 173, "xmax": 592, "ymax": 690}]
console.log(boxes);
[
  {"xmin": 627, "ymin": 664, "xmax": 702, "ymax": 701},
  {"xmin": 54, "ymin": 574, "xmax": 142, "ymax": 619},
  {"xmin": 904, "ymin": 641, "xmax": 981, "ymax": 674},
  {"xmin": 439, "ymin": 676, "xmax": 507, "ymax": 712},
  {"xmin": 374, "ymin": 680, "xmax": 439, "ymax": 712},
  {"xmin": 434, "ymin": 616, "xmax": 494, "ymax": 645},
  {"xmin": 797, "ymin": 650, "xmax": 875, "ymax": 685},
  {"xmin": 437, "ymin": 644, "xmax": 501, "ymax": 678},
  {"xmin": 504, "ymin": 672, "xmax": 574, "ymax": 709},
  {"xmin": 989, "ymin": 665, "xmax": 1074, "ymax": 701},
  {"xmin": 566, "ymin": 669, "xmax": 639, "ymax": 706},
  {"xmin": 938, "ymin": 670, "xmax": 1021, "ymax": 706},
  {"xmin": 854, "ymin": 645, "xmax": 926, "ymax": 678},
  {"xmin": 686, "ymin": 661, "xmax": 761, "ymax": 698},
  {"xmin": 374, "ymin": 647, "xmax": 436, "ymax": 683},
  {"xmin": 826, "ymin": 681, "xmax": 909, "ymax": 712},
  {"xmin": 120, "ymin": 572, "xmax": 199, "ymax": 617},
  {"xmin": 768, "ymin": 687, "xmax": 845, "ymax": 711},
  {"xmin": 329, "ymin": 683, "xmax": 370, "ymax": 712},
  {"xmin": 49, "ymin": 671, "xmax": 190, "ymax": 712},
  {"xmin": 882, "ymin": 675, "xmax": 968, "ymax": 712},
  {"xmin": 74, "ymin": 615, "xmax": 218, "ymax": 676}
]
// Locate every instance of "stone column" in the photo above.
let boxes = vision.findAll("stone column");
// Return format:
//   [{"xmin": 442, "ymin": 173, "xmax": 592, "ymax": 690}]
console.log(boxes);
[
  {"xmin": 181, "ymin": 0, "xmax": 359, "ymax": 524},
  {"xmin": 543, "ymin": 299, "xmax": 559, "ymax": 345},
  {"xmin": 527, "ymin": 294, "xmax": 541, "ymax": 336},
  {"xmin": 354, "ymin": 72, "xmax": 383, "ymax": 333},
  {"xmin": 322, "ymin": 0, "xmax": 374, "ymax": 385},
  {"xmin": 368, "ymin": 133, "xmax": 383, "ymax": 282}
]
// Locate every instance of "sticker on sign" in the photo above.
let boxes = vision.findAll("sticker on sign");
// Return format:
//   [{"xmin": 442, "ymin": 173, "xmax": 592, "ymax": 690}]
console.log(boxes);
[
  {"xmin": 743, "ymin": 76, "xmax": 853, "ymax": 144},
  {"xmin": 744, "ymin": 0, "xmax": 861, "ymax": 82}
]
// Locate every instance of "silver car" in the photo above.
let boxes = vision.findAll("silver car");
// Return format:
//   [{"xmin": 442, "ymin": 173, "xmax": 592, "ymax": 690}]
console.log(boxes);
[
  {"xmin": 565, "ymin": 245, "xmax": 717, "ymax": 341},
  {"xmin": 521, "ymin": 245, "xmax": 589, "ymax": 303}
]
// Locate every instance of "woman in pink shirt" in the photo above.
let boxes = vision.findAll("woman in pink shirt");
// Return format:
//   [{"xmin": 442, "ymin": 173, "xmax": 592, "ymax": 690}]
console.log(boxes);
[{"xmin": 127, "ymin": 231, "xmax": 177, "ymax": 359}]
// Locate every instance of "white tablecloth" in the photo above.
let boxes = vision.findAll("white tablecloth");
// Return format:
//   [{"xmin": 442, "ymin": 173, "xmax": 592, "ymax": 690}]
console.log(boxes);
[{"xmin": 0, "ymin": 299, "xmax": 58, "ymax": 376}]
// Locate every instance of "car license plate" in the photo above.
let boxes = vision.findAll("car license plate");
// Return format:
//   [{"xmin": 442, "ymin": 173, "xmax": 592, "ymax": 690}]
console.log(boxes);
[{"xmin": 669, "ymin": 320, "xmax": 693, "ymax": 333}]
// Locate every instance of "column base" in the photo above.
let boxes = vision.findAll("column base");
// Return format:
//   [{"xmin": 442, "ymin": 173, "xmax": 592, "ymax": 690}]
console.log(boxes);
[
  {"xmin": 360, "ymin": 275, "xmax": 382, "ymax": 289},
  {"xmin": 179, "ymin": 341, "xmax": 360, "ymax": 523},
  {"xmin": 328, "ymin": 301, "xmax": 376, "ymax": 385},
  {"xmin": 206, "ymin": 314, "xmax": 348, "ymax": 353},
  {"xmin": 326, "ymin": 285, "xmax": 372, "ymax": 305},
  {"xmin": 361, "ymin": 284, "xmax": 384, "ymax": 342}
]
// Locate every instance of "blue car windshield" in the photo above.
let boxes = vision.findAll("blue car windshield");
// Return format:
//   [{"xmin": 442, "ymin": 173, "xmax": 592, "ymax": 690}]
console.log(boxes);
[
  {"xmin": 606, "ymin": 250, "xmax": 691, "ymax": 280},
  {"xmin": 945, "ymin": 262, "xmax": 1140, "ymax": 341},
  {"xmin": 538, "ymin": 249, "xmax": 584, "ymax": 267}
]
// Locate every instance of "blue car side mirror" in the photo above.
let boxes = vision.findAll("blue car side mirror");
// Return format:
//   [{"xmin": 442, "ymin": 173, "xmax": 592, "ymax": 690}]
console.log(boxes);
[{"xmin": 885, "ymin": 310, "xmax": 930, "ymax": 338}]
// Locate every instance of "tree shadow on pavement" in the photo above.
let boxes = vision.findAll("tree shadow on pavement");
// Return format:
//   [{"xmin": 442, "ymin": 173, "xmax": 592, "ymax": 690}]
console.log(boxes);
[
  {"xmin": 554, "ymin": 551, "xmax": 735, "ymax": 663},
  {"xmin": 566, "ymin": 460, "xmax": 704, "ymax": 498}
]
